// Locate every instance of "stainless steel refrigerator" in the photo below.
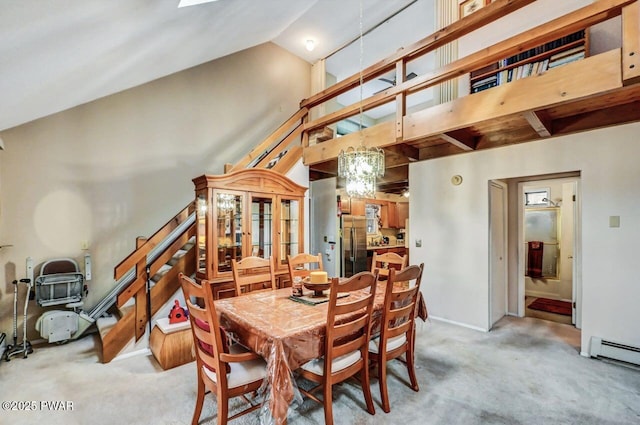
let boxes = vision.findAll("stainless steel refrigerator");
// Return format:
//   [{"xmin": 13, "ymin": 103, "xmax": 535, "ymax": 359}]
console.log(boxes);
[{"xmin": 342, "ymin": 215, "xmax": 367, "ymax": 277}]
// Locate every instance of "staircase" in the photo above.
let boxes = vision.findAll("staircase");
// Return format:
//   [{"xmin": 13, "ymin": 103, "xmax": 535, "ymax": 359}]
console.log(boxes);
[
  {"xmin": 96, "ymin": 203, "xmax": 196, "ymax": 362},
  {"xmin": 96, "ymin": 109, "xmax": 307, "ymax": 363}
]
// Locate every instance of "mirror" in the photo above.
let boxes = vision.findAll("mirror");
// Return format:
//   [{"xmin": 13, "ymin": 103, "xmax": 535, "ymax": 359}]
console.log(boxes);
[{"xmin": 524, "ymin": 207, "xmax": 559, "ymax": 279}]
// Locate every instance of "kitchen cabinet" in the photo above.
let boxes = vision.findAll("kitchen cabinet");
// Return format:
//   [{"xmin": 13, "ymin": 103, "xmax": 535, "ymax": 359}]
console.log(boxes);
[
  {"xmin": 387, "ymin": 202, "xmax": 398, "ymax": 228},
  {"xmin": 380, "ymin": 203, "xmax": 389, "ymax": 228},
  {"xmin": 350, "ymin": 198, "xmax": 366, "ymax": 216},
  {"xmin": 397, "ymin": 202, "xmax": 409, "ymax": 228},
  {"xmin": 339, "ymin": 196, "xmax": 351, "ymax": 214},
  {"xmin": 193, "ymin": 169, "xmax": 307, "ymax": 282}
]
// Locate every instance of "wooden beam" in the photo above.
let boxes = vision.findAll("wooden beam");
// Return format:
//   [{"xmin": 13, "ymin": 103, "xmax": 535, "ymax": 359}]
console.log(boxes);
[
  {"xmin": 309, "ymin": 158, "xmax": 338, "ymax": 174},
  {"xmin": 271, "ymin": 145, "xmax": 303, "ymax": 174},
  {"xmin": 553, "ymin": 100, "xmax": 640, "ymax": 134},
  {"xmin": 395, "ymin": 60, "xmax": 407, "ymax": 140},
  {"xmin": 522, "ymin": 110, "xmax": 553, "ymax": 137},
  {"xmin": 386, "ymin": 143, "xmax": 420, "ymax": 160},
  {"xmin": 418, "ymin": 143, "xmax": 465, "ymax": 160},
  {"xmin": 303, "ymin": 121, "xmax": 396, "ymax": 165},
  {"xmin": 439, "ymin": 130, "xmax": 477, "ymax": 151},
  {"xmin": 622, "ymin": 1, "xmax": 640, "ymax": 85},
  {"xmin": 134, "ymin": 285, "xmax": 147, "ymax": 341},
  {"xmin": 404, "ymin": 50, "xmax": 622, "ymax": 142}
]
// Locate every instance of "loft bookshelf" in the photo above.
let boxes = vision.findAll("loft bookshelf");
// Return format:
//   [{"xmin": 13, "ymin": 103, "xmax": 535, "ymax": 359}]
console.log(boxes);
[{"xmin": 470, "ymin": 29, "xmax": 589, "ymax": 93}]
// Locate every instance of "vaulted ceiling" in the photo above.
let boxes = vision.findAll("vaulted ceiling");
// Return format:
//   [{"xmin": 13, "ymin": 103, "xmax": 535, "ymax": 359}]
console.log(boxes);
[{"xmin": 0, "ymin": 0, "xmax": 434, "ymax": 132}]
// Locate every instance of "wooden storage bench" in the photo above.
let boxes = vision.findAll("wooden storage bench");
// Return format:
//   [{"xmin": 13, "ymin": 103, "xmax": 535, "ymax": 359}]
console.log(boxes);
[{"xmin": 149, "ymin": 317, "xmax": 195, "ymax": 370}]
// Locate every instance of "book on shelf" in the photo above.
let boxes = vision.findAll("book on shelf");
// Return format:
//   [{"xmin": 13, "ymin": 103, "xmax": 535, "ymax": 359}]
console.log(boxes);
[
  {"xmin": 537, "ymin": 59, "xmax": 549, "ymax": 74},
  {"xmin": 548, "ymin": 51, "xmax": 585, "ymax": 69},
  {"xmin": 549, "ymin": 45, "xmax": 585, "ymax": 61},
  {"xmin": 471, "ymin": 75, "xmax": 497, "ymax": 88}
]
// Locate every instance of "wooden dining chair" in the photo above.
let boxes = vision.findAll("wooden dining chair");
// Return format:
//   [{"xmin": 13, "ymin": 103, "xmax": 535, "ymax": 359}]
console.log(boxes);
[
  {"xmin": 371, "ymin": 251, "xmax": 408, "ymax": 280},
  {"xmin": 368, "ymin": 263, "xmax": 424, "ymax": 413},
  {"xmin": 231, "ymin": 256, "xmax": 276, "ymax": 296},
  {"xmin": 297, "ymin": 271, "xmax": 379, "ymax": 425},
  {"xmin": 178, "ymin": 273, "xmax": 267, "ymax": 425},
  {"xmin": 287, "ymin": 252, "xmax": 323, "ymax": 282}
]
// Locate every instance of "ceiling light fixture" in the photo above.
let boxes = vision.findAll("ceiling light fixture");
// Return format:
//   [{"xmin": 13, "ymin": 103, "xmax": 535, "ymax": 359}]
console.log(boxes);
[
  {"xmin": 305, "ymin": 39, "xmax": 315, "ymax": 52},
  {"xmin": 337, "ymin": 0, "xmax": 384, "ymax": 199}
]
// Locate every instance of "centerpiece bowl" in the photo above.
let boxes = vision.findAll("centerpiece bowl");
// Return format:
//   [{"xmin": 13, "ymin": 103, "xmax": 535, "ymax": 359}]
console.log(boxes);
[{"xmin": 302, "ymin": 277, "xmax": 332, "ymax": 297}]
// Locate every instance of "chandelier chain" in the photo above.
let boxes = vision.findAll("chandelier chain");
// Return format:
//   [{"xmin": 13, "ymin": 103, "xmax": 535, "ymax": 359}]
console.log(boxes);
[{"xmin": 337, "ymin": 0, "xmax": 385, "ymax": 199}]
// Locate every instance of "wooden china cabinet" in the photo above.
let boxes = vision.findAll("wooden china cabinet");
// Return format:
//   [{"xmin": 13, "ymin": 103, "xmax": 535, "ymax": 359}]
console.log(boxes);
[{"xmin": 193, "ymin": 169, "xmax": 307, "ymax": 298}]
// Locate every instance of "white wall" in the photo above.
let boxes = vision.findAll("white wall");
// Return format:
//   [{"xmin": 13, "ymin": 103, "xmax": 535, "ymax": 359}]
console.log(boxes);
[
  {"xmin": 409, "ymin": 121, "xmax": 640, "ymax": 354},
  {"xmin": 0, "ymin": 42, "xmax": 311, "ymax": 337}
]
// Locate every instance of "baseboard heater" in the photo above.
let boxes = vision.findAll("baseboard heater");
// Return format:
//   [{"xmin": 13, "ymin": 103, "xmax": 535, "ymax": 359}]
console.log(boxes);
[{"xmin": 590, "ymin": 337, "xmax": 640, "ymax": 366}]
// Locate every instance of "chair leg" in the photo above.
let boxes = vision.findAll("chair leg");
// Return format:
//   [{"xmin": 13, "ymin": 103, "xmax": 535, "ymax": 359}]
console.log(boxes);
[
  {"xmin": 406, "ymin": 345, "xmax": 419, "ymax": 392},
  {"xmin": 323, "ymin": 382, "xmax": 334, "ymax": 425},
  {"xmin": 217, "ymin": 389, "xmax": 229, "ymax": 425},
  {"xmin": 361, "ymin": 363, "xmax": 376, "ymax": 415},
  {"xmin": 377, "ymin": 355, "xmax": 390, "ymax": 414},
  {"xmin": 192, "ymin": 374, "xmax": 206, "ymax": 425}
]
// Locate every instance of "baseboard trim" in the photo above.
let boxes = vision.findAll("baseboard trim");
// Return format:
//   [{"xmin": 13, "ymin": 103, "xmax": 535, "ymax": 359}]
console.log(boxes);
[
  {"xmin": 112, "ymin": 347, "xmax": 152, "ymax": 362},
  {"xmin": 429, "ymin": 316, "xmax": 488, "ymax": 332}
]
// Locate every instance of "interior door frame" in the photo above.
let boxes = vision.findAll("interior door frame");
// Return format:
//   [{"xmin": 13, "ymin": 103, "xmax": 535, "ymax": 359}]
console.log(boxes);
[
  {"xmin": 489, "ymin": 180, "xmax": 508, "ymax": 329},
  {"xmin": 516, "ymin": 177, "xmax": 582, "ymax": 328}
]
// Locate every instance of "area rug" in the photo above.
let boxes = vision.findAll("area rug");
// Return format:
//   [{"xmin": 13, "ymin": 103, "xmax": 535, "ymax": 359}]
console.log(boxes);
[{"xmin": 528, "ymin": 298, "xmax": 572, "ymax": 316}]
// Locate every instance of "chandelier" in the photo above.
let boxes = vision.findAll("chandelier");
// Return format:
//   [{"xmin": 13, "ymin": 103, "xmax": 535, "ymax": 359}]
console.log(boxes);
[
  {"xmin": 337, "ymin": 0, "xmax": 384, "ymax": 199},
  {"xmin": 216, "ymin": 193, "xmax": 235, "ymax": 212},
  {"xmin": 338, "ymin": 146, "xmax": 385, "ymax": 198}
]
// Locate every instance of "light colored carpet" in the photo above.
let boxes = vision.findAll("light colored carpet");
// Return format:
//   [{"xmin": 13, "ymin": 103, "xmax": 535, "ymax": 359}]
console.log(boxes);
[{"xmin": 1, "ymin": 316, "xmax": 639, "ymax": 425}]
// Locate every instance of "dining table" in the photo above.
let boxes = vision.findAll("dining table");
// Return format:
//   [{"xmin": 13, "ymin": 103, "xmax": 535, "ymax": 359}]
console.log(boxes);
[{"xmin": 214, "ymin": 279, "xmax": 427, "ymax": 425}]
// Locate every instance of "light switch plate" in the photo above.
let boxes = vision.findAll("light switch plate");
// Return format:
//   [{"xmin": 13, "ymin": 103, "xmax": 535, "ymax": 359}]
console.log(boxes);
[
  {"xmin": 609, "ymin": 216, "xmax": 620, "ymax": 228},
  {"xmin": 415, "ymin": 239, "xmax": 422, "ymax": 247}
]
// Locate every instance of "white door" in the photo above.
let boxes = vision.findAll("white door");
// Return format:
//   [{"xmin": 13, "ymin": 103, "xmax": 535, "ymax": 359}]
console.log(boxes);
[{"xmin": 489, "ymin": 181, "xmax": 507, "ymax": 328}]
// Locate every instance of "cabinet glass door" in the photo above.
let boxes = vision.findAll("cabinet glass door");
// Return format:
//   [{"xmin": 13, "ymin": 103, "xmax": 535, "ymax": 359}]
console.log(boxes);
[
  {"xmin": 280, "ymin": 198, "xmax": 300, "ymax": 267},
  {"xmin": 216, "ymin": 192, "xmax": 243, "ymax": 274},
  {"xmin": 251, "ymin": 196, "xmax": 273, "ymax": 259},
  {"xmin": 196, "ymin": 194, "xmax": 208, "ymax": 275}
]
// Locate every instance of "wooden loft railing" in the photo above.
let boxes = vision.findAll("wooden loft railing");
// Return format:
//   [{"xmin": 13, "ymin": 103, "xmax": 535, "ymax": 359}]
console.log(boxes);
[{"xmin": 301, "ymin": 0, "xmax": 640, "ymax": 167}]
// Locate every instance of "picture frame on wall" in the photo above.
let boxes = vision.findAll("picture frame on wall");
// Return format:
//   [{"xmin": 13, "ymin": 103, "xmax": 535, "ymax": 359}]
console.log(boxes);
[{"xmin": 459, "ymin": 0, "xmax": 488, "ymax": 18}]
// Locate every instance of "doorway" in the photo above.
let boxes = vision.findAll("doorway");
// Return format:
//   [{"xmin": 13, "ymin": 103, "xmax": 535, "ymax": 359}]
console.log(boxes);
[{"xmin": 517, "ymin": 176, "xmax": 581, "ymax": 327}]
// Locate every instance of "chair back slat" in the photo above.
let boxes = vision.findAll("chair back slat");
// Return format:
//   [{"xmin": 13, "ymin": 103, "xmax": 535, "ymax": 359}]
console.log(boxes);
[
  {"xmin": 179, "ymin": 273, "xmax": 230, "ymax": 378},
  {"xmin": 232, "ymin": 256, "xmax": 276, "ymax": 296},
  {"xmin": 287, "ymin": 252, "xmax": 323, "ymax": 282},
  {"xmin": 371, "ymin": 252, "xmax": 408, "ymax": 279},
  {"xmin": 325, "ymin": 272, "xmax": 378, "ymax": 372}
]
